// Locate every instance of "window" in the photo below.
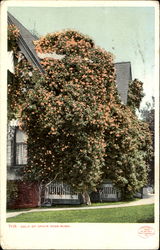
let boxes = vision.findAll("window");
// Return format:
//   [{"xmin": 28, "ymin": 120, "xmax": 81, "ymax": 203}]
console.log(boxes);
[
  {"xmin": 15, "ymin": 129, "xmax": 27, "ymax": 165},
  {"xmin": 7, "ymin": 138, "xmax": 14, "ymax": 166},
  {"xmin": 7, "ymin": 125, "xmax": 16, "ymax": 166}
]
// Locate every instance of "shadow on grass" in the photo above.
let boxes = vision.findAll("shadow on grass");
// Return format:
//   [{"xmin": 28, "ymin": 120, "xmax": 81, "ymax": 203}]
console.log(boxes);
[{"xmin": 137, "ymin": 216, "xmax": 154, "ymax": 223}]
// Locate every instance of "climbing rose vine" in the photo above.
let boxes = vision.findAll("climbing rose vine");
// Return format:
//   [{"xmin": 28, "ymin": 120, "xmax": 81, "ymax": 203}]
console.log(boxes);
[
  {"xmin": 8, "ymin": 24, "xmax": 20, "ymax": 52},
  {"xmin": 8, "ymin": 28, "xmax": 152, "ymax": 201}
]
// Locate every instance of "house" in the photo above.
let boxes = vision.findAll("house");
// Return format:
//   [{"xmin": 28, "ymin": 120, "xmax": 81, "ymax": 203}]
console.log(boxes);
[{"xmin": 7, "ymin": 12, "xmax": 132, "ymax": 208}]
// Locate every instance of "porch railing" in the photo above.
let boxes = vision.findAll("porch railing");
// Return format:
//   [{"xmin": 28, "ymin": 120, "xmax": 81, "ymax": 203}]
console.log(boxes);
[{"xmin": 45, "ymin": 182, "xmax": 79, "ymax": 200}]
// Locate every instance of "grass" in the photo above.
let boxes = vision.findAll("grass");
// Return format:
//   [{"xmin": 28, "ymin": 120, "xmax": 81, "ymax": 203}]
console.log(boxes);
[
  {"xmin": 7, "ymin": 204, "xmax": 154, "ymax": 223},
  {"xmin": 7, "ymin": 198, "xmax": 139, "ymax": 212}
]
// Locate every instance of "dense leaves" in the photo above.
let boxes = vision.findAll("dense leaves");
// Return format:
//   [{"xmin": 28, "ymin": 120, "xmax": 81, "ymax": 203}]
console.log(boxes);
[
  {"xmin": 103, "ymin": 104, "xmax": 152, "ymax": 199},
  {"xmin": 8, "ymin": 24, "xmax": 20, "ymax": 51},
  {"xmin": 140, "ymin": 99, "xmax": 154, "ymax": 186},
  {"xmin": 127, "ymin": 79, "xmax": 145, "ymax": 112},
  {"xmin": 7, "ymin": 180, "xmax": 18, "ymax": 204},
  {"xmin": 9, "ymin": 30, "xmax": 117, "ymax": 194},
  {"xmin": 8, "ymin": 27, "xmax": 152, "ymax": 199}
]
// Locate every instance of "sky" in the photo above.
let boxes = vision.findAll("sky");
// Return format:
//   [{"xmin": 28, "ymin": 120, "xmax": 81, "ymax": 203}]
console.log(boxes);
[{"xmin": 8, "ymin": 6, "xmax": 156, "ymax": 107}]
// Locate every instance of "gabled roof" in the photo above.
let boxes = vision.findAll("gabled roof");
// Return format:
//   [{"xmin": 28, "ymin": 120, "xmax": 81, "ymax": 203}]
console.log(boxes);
[
  {"xmin": 8, "ymin": 12, "xmax": 45, "ymax": 73},
  {"xmin": 115, "ymin": 62, "xmax": 132, "ymax": 104}
]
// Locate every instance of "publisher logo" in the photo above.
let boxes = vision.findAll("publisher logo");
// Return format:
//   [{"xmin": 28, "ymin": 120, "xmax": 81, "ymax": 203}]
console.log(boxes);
[{"xmin": 138, "ymin": 226, "xmax": 155, "ymax": 239}]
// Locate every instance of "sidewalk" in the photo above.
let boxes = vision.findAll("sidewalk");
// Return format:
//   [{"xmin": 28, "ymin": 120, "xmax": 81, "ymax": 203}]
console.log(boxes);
[{"xmin": 6, "ymin": 194, "xmax": 154, "ymax": 219}]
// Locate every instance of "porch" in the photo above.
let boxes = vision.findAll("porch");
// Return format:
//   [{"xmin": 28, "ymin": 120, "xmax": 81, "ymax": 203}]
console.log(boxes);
[{"xmin": 42, "ymin": 181, "xmax": 121, "ymax": 206}]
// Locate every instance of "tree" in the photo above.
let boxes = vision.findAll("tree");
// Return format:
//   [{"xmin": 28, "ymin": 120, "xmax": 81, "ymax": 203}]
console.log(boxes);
[
  {"xmin": 8, "ymin": 27, "xmax": 152, "ymax": 203},
  {"xmin": 102, "ymin": 103, "xmax": 152, "ymax": 199},
  {"xmin": 8, "ymin": 29, "xmax": 119, "ymax": 204},
  {"xmin": 127, "ymin": 79, "xmax": 145, "ymax": 113},
  {"xmin": 140, "ymin": 98, "xmax": 154, "ymax": 187}
]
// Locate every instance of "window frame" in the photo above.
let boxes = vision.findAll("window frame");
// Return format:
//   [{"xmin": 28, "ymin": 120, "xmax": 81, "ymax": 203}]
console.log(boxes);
[{"xmin": 14, "ymin": 127, "xmax": 27, "ymax": 166}]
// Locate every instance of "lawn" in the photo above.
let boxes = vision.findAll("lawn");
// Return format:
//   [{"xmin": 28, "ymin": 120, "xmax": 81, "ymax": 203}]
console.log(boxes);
[{"xmin": 7, "ymin": 204, "xmax": 154, "ymax": 223}]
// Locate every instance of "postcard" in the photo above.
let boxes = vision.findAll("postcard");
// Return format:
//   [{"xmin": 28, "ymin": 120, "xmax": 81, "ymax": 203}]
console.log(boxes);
[{"xmin": 0, "ymin": 1, "xmax": 159, "ymax": 249}]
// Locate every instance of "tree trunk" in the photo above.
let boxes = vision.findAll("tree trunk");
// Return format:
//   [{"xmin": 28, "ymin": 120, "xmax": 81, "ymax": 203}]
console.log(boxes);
[
  {"xmin": 82, "ymin": 191, "xmax": 91, "ymax": 205},
  {"xmin": 38, "ymin": 183, "xmax": 45, "ymax": 206},
  {"xmin": 140, "ymin": 187, "xmax": 143, "ymax": 199},
  {"xmin": 121, "ymin": 187, "xmax": 126, "ymax": 201}
]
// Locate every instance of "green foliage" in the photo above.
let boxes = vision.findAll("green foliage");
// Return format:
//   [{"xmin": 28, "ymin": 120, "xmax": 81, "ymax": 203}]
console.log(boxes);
[
  {"xmin": 8, "ymin": 29, "xmax": 118, "ymax": 193},
  {"xmin": 103, "ymin": 103, "xmax": 152, "ymax": 199},
  {"xmin": 7, "ymin": 180, "xmax": 18, "ymax": 204},
  {"xmin": 8, "ymin": 24, "xmax": 20, "ymax": 51},
  {"xmin": 8, "ymin": 27, "xmax": 152, "ymax": 199},
  {"xmin": 140, "ymin": 97, "xmax": 154, "ymax": 131},
  {"xmin": 127, "ymin": 79, "xmax": 145, "ymax": 112},
  {"xmin": 140, "ymin": 98, "xmax": 154, "ymax": 186}
]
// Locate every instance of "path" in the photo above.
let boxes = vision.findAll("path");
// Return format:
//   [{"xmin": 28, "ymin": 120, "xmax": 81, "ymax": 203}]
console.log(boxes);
[{"xmin": 6, "ymin": 194, "xmax": 154, "ymax": 218}]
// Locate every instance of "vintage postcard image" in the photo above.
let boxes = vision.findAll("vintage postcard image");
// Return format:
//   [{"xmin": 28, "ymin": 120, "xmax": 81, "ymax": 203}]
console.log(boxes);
[{"xmin": 0, "ymin": 1, "xmax": 159, "ymax": 249}]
